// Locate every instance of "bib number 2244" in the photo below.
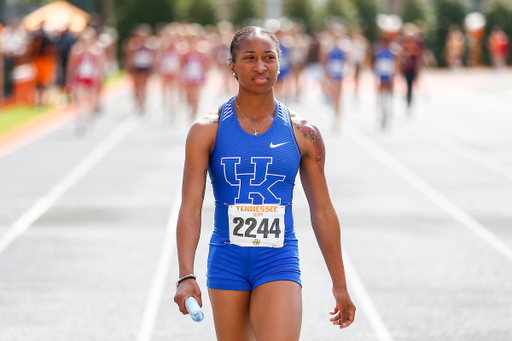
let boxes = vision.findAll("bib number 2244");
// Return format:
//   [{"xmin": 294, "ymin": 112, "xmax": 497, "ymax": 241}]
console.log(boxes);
[{"xmin": 228, "ymin": 204, "xmax": 285, "ymax": 248}]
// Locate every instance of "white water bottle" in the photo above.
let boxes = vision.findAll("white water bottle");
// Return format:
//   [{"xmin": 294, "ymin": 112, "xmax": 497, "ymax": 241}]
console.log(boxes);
[{"xmin": 185, "ymin": 297, "xmax": 204, "ymax": 322}]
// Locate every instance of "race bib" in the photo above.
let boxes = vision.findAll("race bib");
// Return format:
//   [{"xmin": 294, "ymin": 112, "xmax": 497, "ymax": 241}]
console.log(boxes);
[
  {"xmin": 376, "ymin": 58, "xmax": 395, "ymax": 77},
  {"xmin": 228, "ymin": 204, "xmax": 285, "ymax": 248},
  {"xmin": 327, "ymin": 59, "xmax": 344, "ymax": 77},
  {"xmin": 186, "ymin": 59, "xmax": 204, "ymax": 80},
  {"xmin": 133, "ymin": 50, "xmax": 153, "ymax": 68},
  {"xmin": 77, "ymin": 56, "xmax": 95, "ymax": 78}
]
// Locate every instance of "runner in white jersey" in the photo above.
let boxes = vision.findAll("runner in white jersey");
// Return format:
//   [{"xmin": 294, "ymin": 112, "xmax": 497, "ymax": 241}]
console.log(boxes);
[{"xmin": 174, "ymin": 26, "xmax": 355, "ymax": 341}]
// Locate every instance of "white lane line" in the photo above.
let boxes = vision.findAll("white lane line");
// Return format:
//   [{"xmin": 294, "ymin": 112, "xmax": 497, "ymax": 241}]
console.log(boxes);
[
  {"xmin": 345, "ymin": 124, "xmax": 512, "ymax": 263},
  {"xmin": 137, "ymin": 189, "xmax": 181, "ymax": 341},
  {"xmin": 406, "ymin": 124, "xmax": 512, "ymax": 181},
  {"xmin": 343, "ymin": 252, "xmax": 394, "ymax": 341},
  {"xmin": 0, "ymin": 117, "xmax": 140, "ymax": 255}
]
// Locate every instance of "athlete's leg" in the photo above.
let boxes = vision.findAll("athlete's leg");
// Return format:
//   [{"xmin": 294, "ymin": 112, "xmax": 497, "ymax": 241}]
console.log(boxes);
[
  {"xmin": 139, "ymin": 73, "xmax": 149, "ymax": 113},
  {"xmin": 250, "ymin": 280, "xmax": 302, "ymax": 341},
  {"xmin": 328, "ymin": 79, "xmax": 342, "ymax": 124},
  {"xmin": 186, "ymin": 85, "xmax": 200, "ymax": 121},
  {"xmin": 209, "ymin": 288, "xmax": 256, "ymax": 341}
]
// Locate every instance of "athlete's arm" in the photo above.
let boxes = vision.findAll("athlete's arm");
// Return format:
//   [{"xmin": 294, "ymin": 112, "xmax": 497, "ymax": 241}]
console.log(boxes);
[
  {"xmin": 174, "ymin": 109, "xmax": 219, "ymax": 314},
  {"xmin": 291, "ymin": 112, "xmax": 356, "ymax": 329}
]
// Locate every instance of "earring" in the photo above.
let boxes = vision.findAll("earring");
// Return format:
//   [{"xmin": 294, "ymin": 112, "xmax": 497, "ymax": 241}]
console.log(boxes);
[
  {"xmin": 232, "ymin": 72, "xmax": 236, "ymax": 76},
  {"xmin": 278, "ymin": 70, "xmax": 281, "ymax": 74}
]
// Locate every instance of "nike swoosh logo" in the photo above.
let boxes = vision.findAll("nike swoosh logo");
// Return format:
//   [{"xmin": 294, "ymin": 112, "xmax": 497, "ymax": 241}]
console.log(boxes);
[{"xmin": 270, "ymin": 142, "xmax": 289, "ymax": 148}]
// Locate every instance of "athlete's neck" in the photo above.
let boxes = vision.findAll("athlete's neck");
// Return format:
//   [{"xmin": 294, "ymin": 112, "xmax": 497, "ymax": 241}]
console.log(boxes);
[{"xmin": 235, "ymin": 91, "xmax": 276, "ymax": 120}]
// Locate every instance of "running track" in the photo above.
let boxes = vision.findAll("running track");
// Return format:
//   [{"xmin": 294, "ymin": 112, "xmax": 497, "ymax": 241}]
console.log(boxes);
[{"xmin": 0, "ymin": 68, "xmax": 511, "ymax": 341}]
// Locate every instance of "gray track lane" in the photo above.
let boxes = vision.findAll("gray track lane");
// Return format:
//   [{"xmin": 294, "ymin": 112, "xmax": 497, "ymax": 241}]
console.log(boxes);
[{"xmin": 1, "ymin": 69, "xmax": 511, "ymax": 340}]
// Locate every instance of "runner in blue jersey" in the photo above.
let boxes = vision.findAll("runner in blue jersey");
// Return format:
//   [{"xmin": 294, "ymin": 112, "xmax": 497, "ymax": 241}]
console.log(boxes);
[
  {"xmin": 321, "ymin": 24, "xmax": 349, "ymax": 129},
  {"xmin": 174, "ymin": 26, "xmax": 355, "ymax": 340},
  {"xmin": 373, "ymin": 34, "xmax": 398, "ymax": 130}
]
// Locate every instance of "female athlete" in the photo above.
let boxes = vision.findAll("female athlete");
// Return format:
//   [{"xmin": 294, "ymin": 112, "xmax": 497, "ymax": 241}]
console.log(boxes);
[{"xmin": 174, "ymin": 26, "xmax": 355, "ymax": 341}]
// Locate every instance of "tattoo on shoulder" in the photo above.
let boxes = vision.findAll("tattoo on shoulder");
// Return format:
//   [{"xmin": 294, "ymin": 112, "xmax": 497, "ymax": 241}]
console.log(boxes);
[{"xmin": 292, "ymin": 119, "xmax": 325, "ymax": 167}]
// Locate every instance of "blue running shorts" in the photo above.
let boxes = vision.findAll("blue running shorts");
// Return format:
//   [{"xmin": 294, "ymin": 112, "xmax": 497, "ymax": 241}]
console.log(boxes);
[{"xmin": 207, "ymin": 242, "xmax": 301, "ymax": 291}]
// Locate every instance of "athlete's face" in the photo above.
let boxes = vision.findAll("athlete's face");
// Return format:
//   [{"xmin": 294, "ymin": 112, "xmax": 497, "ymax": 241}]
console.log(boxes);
[{"xmin": 231, "ymin": 34, "xmax": 280, "ymax": 94}]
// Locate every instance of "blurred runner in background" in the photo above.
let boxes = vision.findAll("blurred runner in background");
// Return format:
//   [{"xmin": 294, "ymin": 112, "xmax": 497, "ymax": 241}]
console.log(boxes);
[
  {"xmin": 66, "ymin": 27, "xmax": 106, "ymax": 135},
  {"xmin": 181, "ymin": 25, "xmax": 209, "ymax": 122},
  {"xmin": 399, "ymin": 23, "xmax": 422, "ymax": 116},
  {"xmin": 289, "ymin": 23, "xmax": 309, "ymax": 102},
  {"xmin": 157, "ymin": 23, "xmax": 181, "ymax": 121},
  {"xmin": 349, "ymin": 28, "xmax": 369, "ymax": 99},
  {"xmin": 373, "ymin": 34, "xmax": 398, "ymax": 130},
  {"xmin": 214, "ymin": 21, "xmax": 235, "ymax": 95},
  {"xmin": 320, "ymin": 23, "xmax": 350, "ymax": 130},
  {"xmin": 275, "ymin": 25, "xmax": 293, "ymax": 103},
  {"xmin": 444, "ymin": 25, "xmax": 465, "ymax": 69},
  {"xmin": 488, "ymin": 27, "xmax": 509, "ymax": 69},
  {"xmin": 124, "ymin": 24, "xmax": 155, "ymax": 115}
]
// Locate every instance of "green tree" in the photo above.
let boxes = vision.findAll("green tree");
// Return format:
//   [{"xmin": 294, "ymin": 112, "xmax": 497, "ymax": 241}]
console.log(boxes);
[
  {"xmin": 184, "ymin": 0, "xmax": 218, "ymax": 26},
  {"xmin": 322, "ymin": 0, "xmax": 359, "ymax": 28},
  {"xmin": 114, "ymin": 0, "xmax": 176, "ymax": 46},
  {"xmin": 399, "ymin": 0, "xmax": 436, "ymax": 32},
  {"xmin": 352, "ymin": 0, "xmax": 382, "ymax": 42},
  {"xmin": 231, "ymin": 0, "xmax": 263, "ymax": 28},
  {"xmin": 482, "ymin": 0, "xmax": 512, "ymax": 64},
  {"xmin": 285, "ymin": 0, "xmax": 315, "ymax": 32},
  {"xmin": 433, "ymin": 0, "xmax": 469, "ymax": 66}
]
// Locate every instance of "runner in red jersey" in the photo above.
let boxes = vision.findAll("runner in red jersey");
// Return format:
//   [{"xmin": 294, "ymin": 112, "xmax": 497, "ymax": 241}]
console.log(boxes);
[
  {"xmin": 157, "ymin": 24, "xmax": 182, "ymax": 120},
  {"xmin": 67, "ymin": 27, "xmax": 106, "ymax": 135},
  {"xmin": 181, "ymin": 29, "xmax": 209, "ymax": 122}
]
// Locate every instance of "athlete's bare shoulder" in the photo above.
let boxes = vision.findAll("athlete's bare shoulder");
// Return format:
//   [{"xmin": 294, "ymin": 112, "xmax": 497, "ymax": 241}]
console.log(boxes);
[
  {"xmin": 289, "ymin": 110, "xmax": 326, "ymax": 169},
  {"xmin": 187, "ymin": 107, "xmax": 221, "ymax": 153}
]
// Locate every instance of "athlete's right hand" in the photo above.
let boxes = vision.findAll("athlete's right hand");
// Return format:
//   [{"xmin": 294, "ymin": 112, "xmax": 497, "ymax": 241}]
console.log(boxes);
[{"xmin": 174, "ymin": 278, "xmax": 202, "ymax": 315}]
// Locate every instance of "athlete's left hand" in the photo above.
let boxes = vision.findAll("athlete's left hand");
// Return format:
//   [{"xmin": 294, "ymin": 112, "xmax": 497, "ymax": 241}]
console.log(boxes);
[{"xmin": 330, "ymin": 288, "xmax": 356, "ymax": 329}]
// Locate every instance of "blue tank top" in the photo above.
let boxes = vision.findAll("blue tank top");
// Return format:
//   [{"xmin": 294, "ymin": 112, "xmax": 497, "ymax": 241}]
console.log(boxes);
[
  {"xmin": 208, "ymin": 97, "xmax": 301, "ymax": 246},
  {"xmin": 326, "ymin": 46, "xmax": 345, "ymax": 79}
]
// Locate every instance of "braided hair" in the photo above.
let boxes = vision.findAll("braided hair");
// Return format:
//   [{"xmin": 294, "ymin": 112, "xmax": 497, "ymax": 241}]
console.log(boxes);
[{"xmin": 227, "ymin": 26, "xmax": 281, "ymax": 66}]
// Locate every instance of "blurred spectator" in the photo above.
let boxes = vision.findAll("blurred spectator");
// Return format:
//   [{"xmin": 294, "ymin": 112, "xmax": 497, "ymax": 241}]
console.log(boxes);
[
  {"xmin": 30, "ymin": 23, "xmax": 59, "ymax": 105},
  {"xmin": 0, "ymin": 21, "xmax": 31, "ymax": 102},
  {"xmin": 444, "ymin": 25, "xmax": 465, "ymax": 69},
  {"xmin": 0, "ymin": 23, "xmax": 4, "ymax": 102},
  {"xmin": 488, "ymin": 27, "xmax": 509, "ymax": 69},
  {"xmin": 55, "ymin": 22, "xmax": 78, "ymax": 89}
]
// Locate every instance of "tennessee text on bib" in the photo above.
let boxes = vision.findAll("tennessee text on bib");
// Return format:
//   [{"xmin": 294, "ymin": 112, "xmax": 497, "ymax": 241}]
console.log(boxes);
[{"xmin": 228, "ymin": 204, "xmax": 285, "ymax": 248}]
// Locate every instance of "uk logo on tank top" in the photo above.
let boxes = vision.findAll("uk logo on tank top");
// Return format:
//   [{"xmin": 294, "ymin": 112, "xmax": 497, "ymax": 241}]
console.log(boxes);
[{"xmin": 221, "ymin": 157, "xmax": 285, "ymax": 204}]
